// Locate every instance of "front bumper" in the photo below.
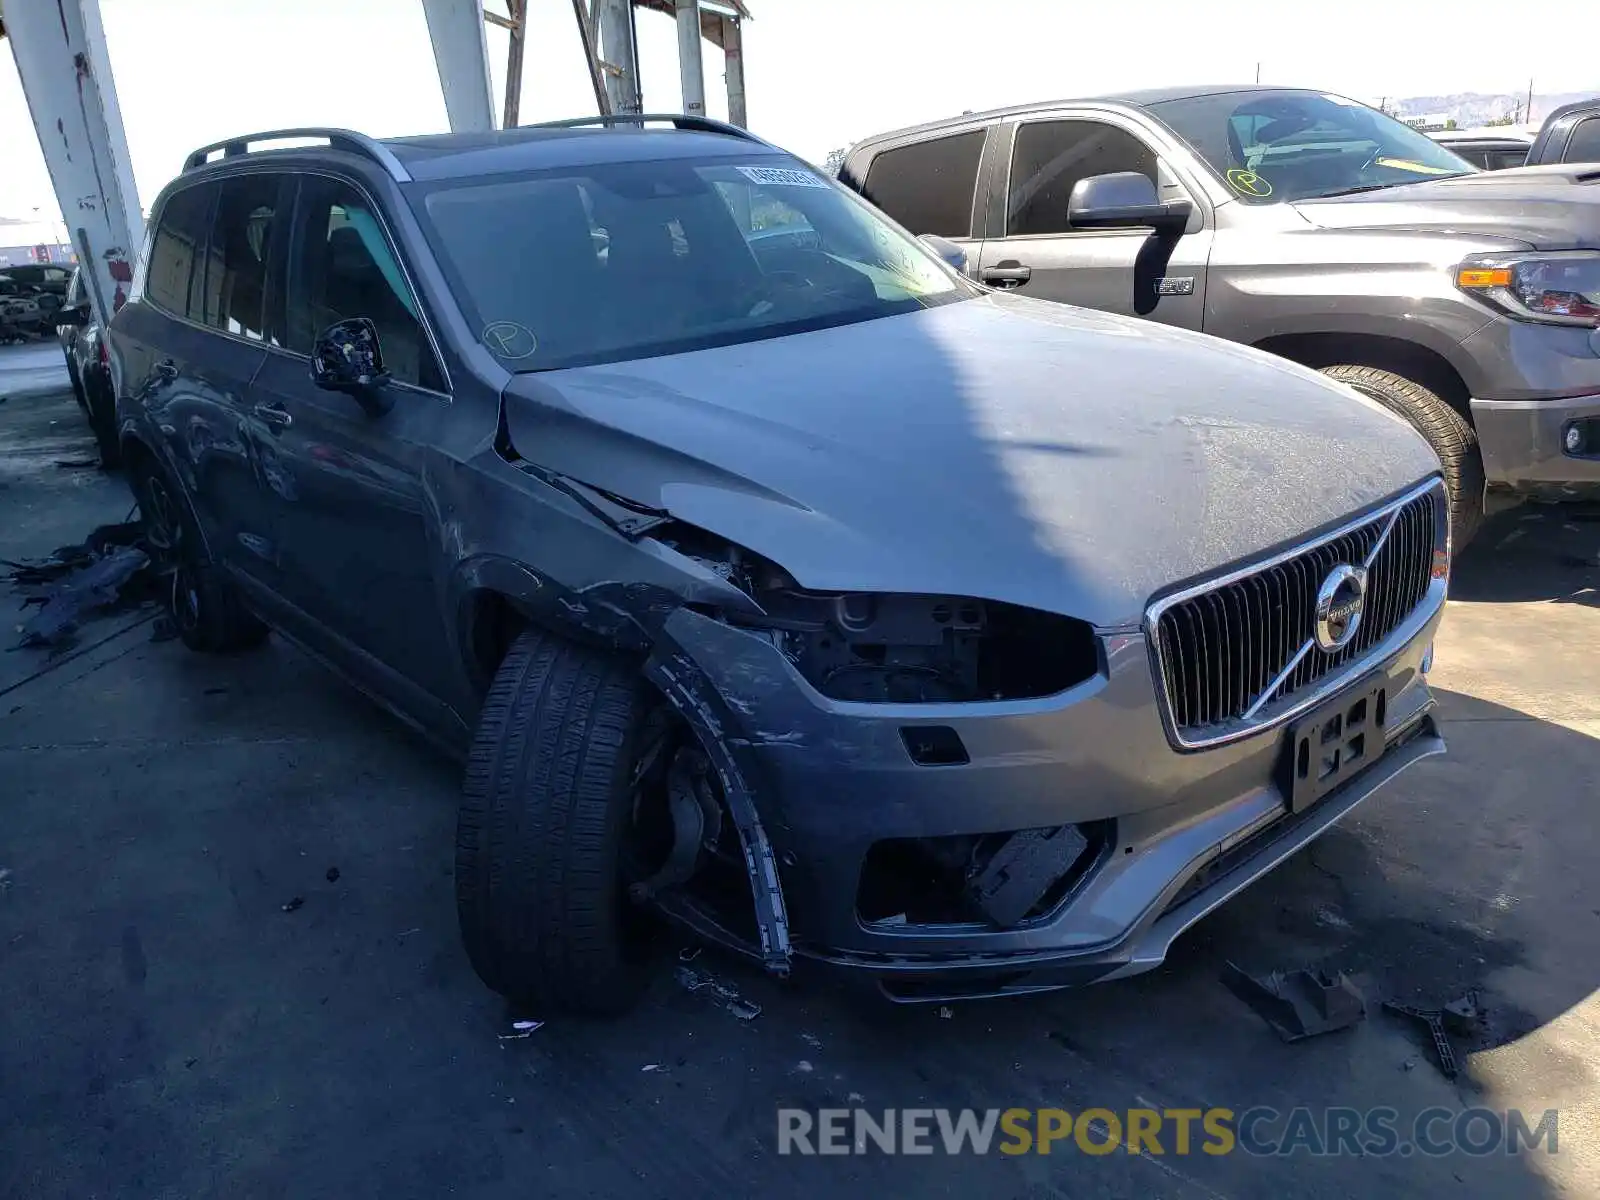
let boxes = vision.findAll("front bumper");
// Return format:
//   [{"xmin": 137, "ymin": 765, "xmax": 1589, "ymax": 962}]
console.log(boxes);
[
  {"xmin": 1471, "ymin": 392, "xmax": 1600, "ymax": 499},
  {"xmin": 655, "ymin": 586, "xmax": 1446, "ymax": 1002}
]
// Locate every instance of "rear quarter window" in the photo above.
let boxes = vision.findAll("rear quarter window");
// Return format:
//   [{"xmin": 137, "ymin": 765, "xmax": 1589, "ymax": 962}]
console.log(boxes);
[
  {"xmin": 144, "ymin": 184, "xmax": 216, "ymax": 319},
  {"xmin": 861, "ymin": 130, "xmax": 985, "ymax": 238},
  {"xmin": 1564, "ymin": 117, "xmax": 1600, "ymax": 163}
]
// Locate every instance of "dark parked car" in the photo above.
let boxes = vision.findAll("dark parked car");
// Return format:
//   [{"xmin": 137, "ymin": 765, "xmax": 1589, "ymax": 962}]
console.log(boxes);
[
  {"xmin": 108, "ymin": 117, "xmax": 1446, "ymax": 1013},
  {"xmin": 1526, "ymin": 97, "xmax": 1600, "ymax": 166},
  {"xmin": 1427, "ymin": 128, "xmax": 1533, "ymax": 171},
  {"xmin": 843, "ymin": 86, "xmax": 1600, "ymax": 547},
  {"xmin": 55, "ymin": 268, "xmax": 121, "ymax": 466}
]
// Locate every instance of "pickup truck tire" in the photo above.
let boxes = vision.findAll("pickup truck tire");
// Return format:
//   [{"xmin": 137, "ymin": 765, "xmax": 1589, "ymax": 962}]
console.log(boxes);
[
  {"xmin": 131, "ymin": 457, "xmax": 268, "ymax": 653},
  {"xmin": 84, "ymin": 370, "xmax": 122, "ymax": 469},
  {"xmin": 456, "ymin": 629, "xmax": 652, "ymax": 1016},
  {"xmin": 1321, "ymin": 364, "xmax": 1485, "ymax": 551}
]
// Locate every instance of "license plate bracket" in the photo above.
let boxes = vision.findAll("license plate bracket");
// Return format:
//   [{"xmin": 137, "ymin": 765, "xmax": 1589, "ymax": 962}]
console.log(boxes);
[{"xmin": 1280, "ymin": 677, "xmax": 1389, "ymax": 814}]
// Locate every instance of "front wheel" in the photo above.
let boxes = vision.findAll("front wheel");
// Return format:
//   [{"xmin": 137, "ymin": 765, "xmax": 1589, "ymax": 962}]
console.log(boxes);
[
  {"xmin": 1322, "ymin": 364, "xmax": 1485, "ymax": 551},
  {"xmin": 456, "ymin": 629, "xmax": 654, "ymax": 1016}
]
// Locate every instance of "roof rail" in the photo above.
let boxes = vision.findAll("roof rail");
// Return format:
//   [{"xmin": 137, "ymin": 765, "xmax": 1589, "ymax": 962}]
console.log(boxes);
[
  {"xmin": 523, "ymin": 113, "xmax": 771, "ymax": 147},
  {"xmin": 182, "ymin": 128, "xmax": 411, "ymax": 182}
]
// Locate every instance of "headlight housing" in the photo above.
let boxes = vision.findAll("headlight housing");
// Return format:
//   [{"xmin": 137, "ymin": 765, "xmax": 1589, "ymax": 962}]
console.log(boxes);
[{"xmin": 1455, "ymin": 250, "xmax": 1600, "ymax": 327}]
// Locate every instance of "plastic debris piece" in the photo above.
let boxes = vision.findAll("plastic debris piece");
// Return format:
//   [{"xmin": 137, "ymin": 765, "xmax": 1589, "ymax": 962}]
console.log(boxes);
[
  {"xmin": 1442, "ymin": 991, "xmax": 1483, "ymax": 1036},
  {"xmin": 641, "ymin": 1063, "xmax": 665, "ymax": 1072},
  {"xmin": 14, "ymin": 546, "xmax": 151, "ymax": 648},
  {"xmin": 280, "ymin": 897, "xmax": 304, "ymax": 913},
  {"xmin": 1221, "ymin": 963, "xmax": 1366, "ymax": 1042},
  {"xmin": 938, "ymin": 1006, "xmax": 954, "ymax": 1019},
  {"xmin": 1382, "ymin": 1001, "xmax": 1462, "ymax": 1079},
  {"xmin": 675, "ymin": 963, "xmax": 762, "ymax": 1021},
  {"xmin": 498, "ymin": 1020, "xmax": 545, "ymax": 1041}
]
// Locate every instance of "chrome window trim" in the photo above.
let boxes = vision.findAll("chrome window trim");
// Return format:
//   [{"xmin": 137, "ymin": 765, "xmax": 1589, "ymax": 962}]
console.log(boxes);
[
  {"xmin": 1145, "ymin": 475, "xmax": 1449, "ymax": 752},
  {"xmin": 138, "ymin": 166, "xmax": 452, "ymax": 399}
]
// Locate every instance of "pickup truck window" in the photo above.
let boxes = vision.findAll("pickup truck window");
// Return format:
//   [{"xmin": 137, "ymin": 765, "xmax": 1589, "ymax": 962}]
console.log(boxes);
[
  {"xmin": 1150, "ymin": 89, "xmax": 1474, "ymax": 204},
  {"xmin": 1567, "ymin": 117, "xmax": 1600, "ymax": 163},
  {"xmin": 861, "ymin": 130, "xmax": 985, "ymax": 238},
  {"xmin": 1008, "ymin": 120, "xmax": 1157, "ymax": 236}
]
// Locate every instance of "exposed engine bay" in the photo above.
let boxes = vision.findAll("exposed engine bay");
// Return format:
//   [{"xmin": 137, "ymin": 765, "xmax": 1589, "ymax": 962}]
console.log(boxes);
[{"xmin": 658, "ymin": 526, "xmax": 1098, "ymax": 704}]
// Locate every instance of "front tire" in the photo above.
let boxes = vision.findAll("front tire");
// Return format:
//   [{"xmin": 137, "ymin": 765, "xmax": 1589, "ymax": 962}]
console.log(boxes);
[
  {"xmin": 130, "ymin": 456, "xmax": 268, "ymax": 653},
  {"xmin": 1322, "ymin": 364, "xmax": 1485, "ymax": 551},
  {"xmin": 456, "ymin": 629, "xmax": 652, "ymax": 1016}
]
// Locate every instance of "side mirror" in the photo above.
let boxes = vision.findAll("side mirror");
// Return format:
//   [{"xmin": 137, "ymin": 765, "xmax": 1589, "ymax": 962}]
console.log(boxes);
[
  {"xmin": 919, "ymin": 233, "xmax": 968, "ymax": 272},
  {"xmin": 311, "ymin": 317, "xmax": 394, "ymax": 416},
  {"xmin": 56, "ymin": 300, "xmax": 91, "ymax": 328},
  {"xmin": 1068, "ymin": 172, "xmax": 1193, "ymax": 234}
]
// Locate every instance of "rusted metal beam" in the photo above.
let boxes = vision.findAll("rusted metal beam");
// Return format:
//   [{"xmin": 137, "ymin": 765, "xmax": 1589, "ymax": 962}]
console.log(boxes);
[{"xmin": 570, "ymin": 0, "xmax": 612, "ymax": 115}]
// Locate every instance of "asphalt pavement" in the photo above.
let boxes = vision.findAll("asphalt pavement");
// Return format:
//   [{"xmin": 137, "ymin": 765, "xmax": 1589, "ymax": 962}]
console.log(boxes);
[{"xmin": 2, "ymin": 342, "xmax": 1597, "ymax": 1199}]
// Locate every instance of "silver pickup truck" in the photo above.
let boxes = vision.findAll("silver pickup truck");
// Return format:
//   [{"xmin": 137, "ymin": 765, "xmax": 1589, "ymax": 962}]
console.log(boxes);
[{"xmin": 842, "ymin": 85, "xmax": 1600, "ymax": 548}]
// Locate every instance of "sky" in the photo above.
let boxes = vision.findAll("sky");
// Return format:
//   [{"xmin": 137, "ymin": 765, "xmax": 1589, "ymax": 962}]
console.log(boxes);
[{"xmin": 2, "ymin": 0, "xmax": 1596, "ymax": 224}]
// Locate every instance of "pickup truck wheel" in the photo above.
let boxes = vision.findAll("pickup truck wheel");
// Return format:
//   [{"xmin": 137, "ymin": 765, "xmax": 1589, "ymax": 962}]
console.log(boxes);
[
  {"xmin": 84, "ymin": 371, "xmax": 122, "ymax": 469},
  {"xmin": 1322, "ymin": 364, "xmax": 1485, "ymax": 550},
  {"xmin": 131, "ymin": 458, "xmax": 268, "ymax": 653},
  {"xmin": 456, "ymin": 629, "xmax": 653, "ymax": 1016}
]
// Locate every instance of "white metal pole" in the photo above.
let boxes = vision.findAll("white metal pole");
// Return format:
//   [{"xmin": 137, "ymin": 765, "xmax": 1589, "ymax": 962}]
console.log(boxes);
[
  {"xmin": 4, "ymin": 0, "xmax": 143, "ymax": 325},
  {"xmin": 421, "ymin": 0, "xmax": 496, "ymax": 132},
  {"xmin": 674, "ymin": 0, "xmax": 706, "ymax": 117}
]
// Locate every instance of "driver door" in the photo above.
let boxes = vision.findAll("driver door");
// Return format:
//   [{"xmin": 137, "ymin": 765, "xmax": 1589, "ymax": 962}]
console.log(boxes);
[
  {"xmin": 244, "ymin": 174, "xmax": 458, "ymax": 712},
  {"xmin": 976, "ymin": 117, "xmax": 1212, "ymax": 328}
]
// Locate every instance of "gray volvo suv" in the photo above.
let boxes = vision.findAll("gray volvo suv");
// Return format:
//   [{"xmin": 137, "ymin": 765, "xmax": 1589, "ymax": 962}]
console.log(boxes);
[
  {"xmin": 843, "ymin": 85, "xmax": 1600, "ymax": 548},
  {"xmin": 103, "ymin": 115, "xmax": 1446, "ymax": 1012}
]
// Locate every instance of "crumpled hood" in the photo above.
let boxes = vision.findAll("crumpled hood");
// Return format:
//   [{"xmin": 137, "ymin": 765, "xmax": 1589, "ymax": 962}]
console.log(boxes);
[
  {"xmin": 1292, "ymin": 164, "xmax": 1600, "ymax": 249},
  {"xmin": 503, "ymin": 295, "xmax": 1440, "ymax": 628}
]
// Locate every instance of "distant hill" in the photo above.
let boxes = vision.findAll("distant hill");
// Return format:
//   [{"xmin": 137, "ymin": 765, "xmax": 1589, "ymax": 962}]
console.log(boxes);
[{"xmin": 1393, "ymin": 90, "xmax": 1598, "ymax": 128}]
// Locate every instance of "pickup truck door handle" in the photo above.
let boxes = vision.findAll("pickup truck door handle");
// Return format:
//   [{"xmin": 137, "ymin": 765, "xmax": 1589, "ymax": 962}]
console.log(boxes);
[
  {"xmin": 153, "ymin": 359, "xmax": 179, "ymax": 382},
  {"xmin": 253, "ymin": 400, "xmax": 293, "ymax": 430},
  {"xmin": 981, "ymin": 262, "xmax": 1032, "ymax": 288}
]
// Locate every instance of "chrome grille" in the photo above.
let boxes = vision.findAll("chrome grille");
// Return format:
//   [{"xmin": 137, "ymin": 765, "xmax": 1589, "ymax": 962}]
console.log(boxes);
[{"xmin": 1150, "ymin": 480, "xmax": 1446, "ymax": 748}]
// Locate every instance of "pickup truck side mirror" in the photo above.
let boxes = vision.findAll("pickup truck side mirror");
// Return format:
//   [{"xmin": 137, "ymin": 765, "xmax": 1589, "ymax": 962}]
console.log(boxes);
[
  {"xmin": 1068, "ymin": 172, "xmax": 1193, "ymax": 235},
  {"xmin": 918, "ymin": 233, "xmax": 969, "ymax": 273},
  {"xmin": 311, "ymin": 317, "xmax": 394, "ymax": 416}
]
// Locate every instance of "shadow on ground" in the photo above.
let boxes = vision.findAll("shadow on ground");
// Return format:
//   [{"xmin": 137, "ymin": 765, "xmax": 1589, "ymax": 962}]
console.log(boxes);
[{"xmin": 1450, "ymin": 504, "xmax": 1600, "ymax": 607}]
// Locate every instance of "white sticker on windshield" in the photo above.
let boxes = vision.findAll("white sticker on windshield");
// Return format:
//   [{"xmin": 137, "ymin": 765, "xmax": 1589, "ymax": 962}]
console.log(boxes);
[{"xmin": 735, "ymin": 165, "xmax": 830, "ymax": 189}]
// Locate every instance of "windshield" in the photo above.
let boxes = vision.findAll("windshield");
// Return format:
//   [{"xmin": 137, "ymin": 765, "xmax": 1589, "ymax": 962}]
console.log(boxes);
[
  {"xmin": 1149, "ymin": 90, "xmax": 1477, "ymax": 204},
  {"xmin": 410, "ymin": 154, "xmax": 974, "ymax": 371}
]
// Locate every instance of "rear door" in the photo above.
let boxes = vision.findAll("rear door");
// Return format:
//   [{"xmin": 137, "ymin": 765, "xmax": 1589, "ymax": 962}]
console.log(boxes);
[
  {"xmin": 855, "ymin": 126, "xmax": 990, "ymax": 272},
  {"xmin": 975, "ymin": 115, "xmax": 1211, "ymax": 328},
  {"xmin": 245, "ymin": 172, "xmax": 457, "ymax": 710},
  {"xmin": 114, "ymin": 177, "xmax": 282, "ymax": 587}
]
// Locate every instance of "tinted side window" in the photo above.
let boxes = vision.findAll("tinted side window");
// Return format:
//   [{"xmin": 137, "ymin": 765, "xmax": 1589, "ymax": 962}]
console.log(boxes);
[
  {"xmin": 861, "ymin": 130, "xmax": 985, "ymax": 238},
  {"xmin": 1486, "ymin": 149, "xmax": 1529, "ymax": 170},
  {"xmin": 1566, "ymin": 117, "xmax": 1600, "ymax": 163},
  {"xmin": 1007, "ymin": 121, "xmax": 1157, "ymax": 237},
  {"xmin": 144, "ymin": 184, "xmax": 215, "ymax": 317},
  {"xmin": 286, "ymin": 177, "xmax": 443, "ymax": 392},
  {"xmin": 197, "ymin": 174, "xmax": 285, "ymax": 342}
]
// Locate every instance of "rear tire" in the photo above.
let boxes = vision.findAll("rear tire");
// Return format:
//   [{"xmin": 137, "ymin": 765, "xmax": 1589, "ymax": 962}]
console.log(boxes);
[
  {"xmin": 66, "ymin": 355, "xmax": 88, "ymax": 412},
  {"xmin": 456, "ymin": 629, "xmax": 652, "ymax": 1016},
  {"xmin": 130, "ymin": 456, "xmax": 268, "ymax": 654},
  {"xmin": 84, "ymin": 370, "xmax": 121, "ymax": 469},
  {"xmin": 1322, "ymin": 364, "xmax": 1485, "ymax": 551}
]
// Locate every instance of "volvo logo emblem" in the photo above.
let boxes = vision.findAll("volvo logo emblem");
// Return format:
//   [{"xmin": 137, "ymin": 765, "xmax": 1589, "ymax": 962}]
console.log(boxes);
[{"xmin": 1314, "ymin": 564, "xmax": 1368, "ymax": 653}]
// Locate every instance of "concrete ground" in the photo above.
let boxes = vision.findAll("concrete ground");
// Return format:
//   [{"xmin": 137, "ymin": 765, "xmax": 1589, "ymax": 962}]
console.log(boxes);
[{"xmin": 3, "ymin": 341, "xmax": 1597, "ymax": 1199}]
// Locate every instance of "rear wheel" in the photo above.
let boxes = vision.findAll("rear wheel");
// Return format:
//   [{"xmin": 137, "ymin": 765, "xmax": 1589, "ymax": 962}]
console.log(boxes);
[
  {"xmin": 456, "ymin": 629, "xmax": 656, "ymax": 1016},
  {"xmin": 131, "ymin": 456, "xmax": 268, "ymax": 653},
  {"xmin": 83, "ymin": 369, "xmax": 121, "ymax": 469},
  {"xmin": 1322, "ymin": 364, "xmax": 1485, "ymax": 551},
  {"xmin": 65, "ymin": 354, "xmax": 88, "ymax": 412}
]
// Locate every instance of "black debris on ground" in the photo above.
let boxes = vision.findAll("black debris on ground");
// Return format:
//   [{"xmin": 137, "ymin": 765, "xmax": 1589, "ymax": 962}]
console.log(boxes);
[
  {"xmin": 1220, "ymin": 961, "xmax": 1367, "ymax": 1042},
  {"xmin": 4, "ymin": 521, "xmax": 158, "ymax": 650}
]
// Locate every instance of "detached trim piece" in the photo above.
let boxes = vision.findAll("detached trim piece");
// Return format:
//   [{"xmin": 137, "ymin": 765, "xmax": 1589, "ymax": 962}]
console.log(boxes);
[
  {"xmin": 183, "ymin": 128, "xmax": 413, "ymax": 182},
  {"xmin": 645, "ymin": 648, "xmax": 793, "ymax": 976}
]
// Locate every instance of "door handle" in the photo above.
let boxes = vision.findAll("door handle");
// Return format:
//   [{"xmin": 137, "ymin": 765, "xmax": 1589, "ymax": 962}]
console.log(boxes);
[
  {"xmin": 980, "ymin": 262, "xmax": 1032, "ymax": 288},
  {"xmin": 253, "ymin": 401, "xmax": 293, "ymax": 430},
  {"xmin": 154, "ymin": 359, "xmax": 178, "ymax": 381}
]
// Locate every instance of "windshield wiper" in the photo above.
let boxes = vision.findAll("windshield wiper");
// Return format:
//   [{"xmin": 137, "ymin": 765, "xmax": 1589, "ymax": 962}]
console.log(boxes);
[{"xmin": 1308, "ymin": 183, "xmax": 1397, "ymax": 198}]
